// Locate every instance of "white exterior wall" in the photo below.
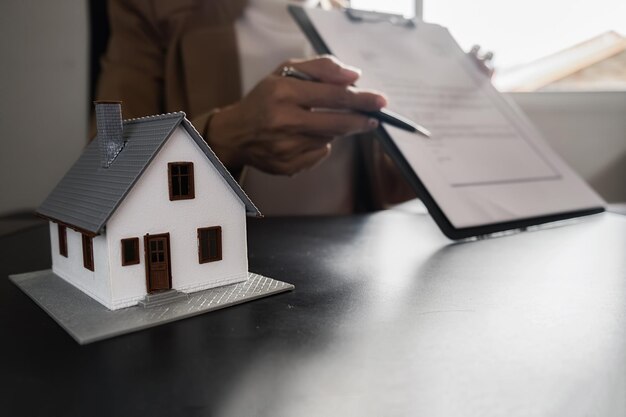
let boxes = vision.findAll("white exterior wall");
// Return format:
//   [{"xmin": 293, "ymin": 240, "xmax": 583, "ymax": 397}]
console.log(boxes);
[
  {"xmin": 104, "ymin": 127, "xmax": 249, "ymax": 309},
  {"xmin": 50, "ymin": 223, "xmax": 112, "ymax": 308}
]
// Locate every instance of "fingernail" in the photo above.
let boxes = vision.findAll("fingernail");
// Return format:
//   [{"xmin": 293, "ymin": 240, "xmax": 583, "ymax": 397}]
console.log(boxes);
[
  {"xmin": 340, "ymin": 65, "xmax": 361, "ymax": 78},
  {"xmin": 368, "ymin": 118, "xmax": 379, "ymax": 128},
  {"xmin": 376, "ymin": 96, "xmax": 387, "ymax": 108}
]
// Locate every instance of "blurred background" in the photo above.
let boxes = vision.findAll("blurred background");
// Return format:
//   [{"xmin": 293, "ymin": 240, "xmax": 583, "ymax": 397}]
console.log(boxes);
[{"xmin": 1, "ymin": 0, "xmax": 624, "ymax": 216}]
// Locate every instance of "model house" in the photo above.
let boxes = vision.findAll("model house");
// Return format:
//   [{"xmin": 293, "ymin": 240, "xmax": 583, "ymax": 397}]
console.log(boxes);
[{"xmin": 37, "ymin": 102, "xmax": 261, "ymax": 310}]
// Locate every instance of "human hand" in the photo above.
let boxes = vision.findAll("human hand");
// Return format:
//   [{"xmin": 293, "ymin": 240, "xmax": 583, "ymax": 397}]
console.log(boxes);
[
  {"xmin": 468, "ymin": 45, "xmax": 495, "ymax": 78},
  {"xmin": 208, "ymin": 56, "xmax": 387, "ymax": 176}
]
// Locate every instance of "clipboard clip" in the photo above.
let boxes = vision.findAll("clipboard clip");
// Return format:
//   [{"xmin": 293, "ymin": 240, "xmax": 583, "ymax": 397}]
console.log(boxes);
[{"xmin": 344, "ymin": 8, "xmax": 416, "ymax": 28}]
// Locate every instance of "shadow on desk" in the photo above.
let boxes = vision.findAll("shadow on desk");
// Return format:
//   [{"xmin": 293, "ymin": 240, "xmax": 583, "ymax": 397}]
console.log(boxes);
[
  {"xmin": 0, "ymin": 211, "xmax": 46, "ymax": 237},
  {"xmin": 1, "ymin": 209, "xmax": 624, "ymax": 416}
]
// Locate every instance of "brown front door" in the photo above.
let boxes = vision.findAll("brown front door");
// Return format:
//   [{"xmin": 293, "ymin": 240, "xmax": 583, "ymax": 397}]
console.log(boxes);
[{"xmin": 145, "ymin": 233, "xmax": 172, "ymax": 293}]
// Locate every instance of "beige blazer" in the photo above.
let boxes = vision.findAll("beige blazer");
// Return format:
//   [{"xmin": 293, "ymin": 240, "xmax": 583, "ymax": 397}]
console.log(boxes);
[{"xmin": 95, "ymin": 0, "xmax": 414, "ymax": 211}]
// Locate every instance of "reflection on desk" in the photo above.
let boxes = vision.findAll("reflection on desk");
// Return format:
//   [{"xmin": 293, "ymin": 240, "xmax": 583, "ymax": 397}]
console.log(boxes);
[{"xmin": 1, "ymin": 206, "xmax": 624, "ymax": 416}]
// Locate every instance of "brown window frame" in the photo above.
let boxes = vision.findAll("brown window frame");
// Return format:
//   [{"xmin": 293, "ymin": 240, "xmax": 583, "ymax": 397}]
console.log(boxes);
[
  {"xmin": 82, "ymin": 234, "xmax": 94, "ymax": 271},
  {"xmin": 168, "ymin": 162, "xmax": 195, "ymax": 201},
  {"xmin": 198, "ymin": 226, "xmax": 222, "ymax": 264},
  {"xmin": 58, "ymin": 224, "xmax": 68, "ymax": 257},
  {"xmin": 121, "ymin": 237, "xmax": 140, "ymax": 266}
]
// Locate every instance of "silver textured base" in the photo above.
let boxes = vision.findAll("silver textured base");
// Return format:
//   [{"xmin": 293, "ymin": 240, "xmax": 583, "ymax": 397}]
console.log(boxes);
[{"xmin": 9, "ymin": 270, "xmax": 294, "ymax": 344}]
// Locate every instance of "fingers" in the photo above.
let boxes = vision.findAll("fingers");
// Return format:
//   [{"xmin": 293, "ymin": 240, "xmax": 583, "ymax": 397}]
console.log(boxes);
[
  {"xmin": 274, "ymin": 144, "xmax": 331, "ymax": 175},
  {"xmin": 279, "ymin": 78, "xmax": 386, "ymax": 111},
  {"xmin": 275, "ymin": 108, "xmax": 379, "ymax": 137},
  {"xmin": 250, "ymin": 142, "xmax": 332, "ymax": 176},
  {"xmin": 256, "ymin": 134, "xmax": 334, "ymax": 162},
  {"xmin": 262, "ymin": 74, "xmax": 386, "ymax": 113},
  {"xmin": 228, "ymin": 55, "xmax": 385, "ymax": 176},
  {"xmin": 277, "ymin": 55, "xmax": 361, "ymax": 85},
  {"xmin": 468, "ymin": 45, "xmax": 495, "ymax": 78},
  {"xmin": 256, "ymin": 78, "xmax": 383, "ymax": 137}
]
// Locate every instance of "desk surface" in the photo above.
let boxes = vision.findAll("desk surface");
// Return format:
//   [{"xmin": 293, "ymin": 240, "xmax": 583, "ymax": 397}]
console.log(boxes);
[{"xmin": 1, "ymin": 208, "xmax": 625, "ymax": 417}]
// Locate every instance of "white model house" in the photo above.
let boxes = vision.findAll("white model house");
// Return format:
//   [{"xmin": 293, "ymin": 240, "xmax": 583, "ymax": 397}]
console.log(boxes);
[{"xmin": 37, "ymin": 102, "xmax": 261, "ymax": 310}]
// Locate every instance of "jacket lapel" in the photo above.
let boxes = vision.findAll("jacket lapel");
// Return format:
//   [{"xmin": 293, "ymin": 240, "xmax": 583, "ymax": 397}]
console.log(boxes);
[
  {"xmin": 177, "ymin": 26, "xmax": 242, "ymax": 116},
  {"xmin": 159, "ymin": 0, "xmax": 247, "ymax": 116}
]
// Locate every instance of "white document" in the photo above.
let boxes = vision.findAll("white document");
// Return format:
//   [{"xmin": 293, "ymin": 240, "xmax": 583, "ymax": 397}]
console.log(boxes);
[{"xmin": 305, "ymin": 8, "xmax": 604, "ymax": 229}]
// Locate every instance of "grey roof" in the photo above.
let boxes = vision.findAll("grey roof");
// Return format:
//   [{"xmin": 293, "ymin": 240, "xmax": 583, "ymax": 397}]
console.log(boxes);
[{"xmin": 37, "ymin": 112, "xmax": 261, "ymax": 235}]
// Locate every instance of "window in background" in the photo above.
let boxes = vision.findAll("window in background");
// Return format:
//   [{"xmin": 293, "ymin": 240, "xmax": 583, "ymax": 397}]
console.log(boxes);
[{"xmin": 423, "ymin": 0, "xmax": 626, "ymax": 92}]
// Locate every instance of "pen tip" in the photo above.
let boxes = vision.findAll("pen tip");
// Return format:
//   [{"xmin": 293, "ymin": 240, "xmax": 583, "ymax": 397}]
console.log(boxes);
[{"xmin": 412, "ymin": 127, "xmax": 431, "ymax": 137}]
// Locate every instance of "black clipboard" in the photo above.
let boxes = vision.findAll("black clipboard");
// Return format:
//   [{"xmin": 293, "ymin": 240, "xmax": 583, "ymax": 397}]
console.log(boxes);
[{"xmin": 288, "ymin": 5, "xmax": 604, "ymax": 240}]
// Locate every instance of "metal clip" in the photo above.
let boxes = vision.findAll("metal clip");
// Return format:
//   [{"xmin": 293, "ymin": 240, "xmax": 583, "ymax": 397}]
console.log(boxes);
[{"xmin": 345, "ymin": 8, "xmax": 416, "ymax": 28}]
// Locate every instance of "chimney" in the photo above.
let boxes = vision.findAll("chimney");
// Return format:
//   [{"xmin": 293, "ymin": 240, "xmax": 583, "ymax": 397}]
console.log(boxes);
[{"xmin": 95, "ymin": 101, "xmax": 124, "ymax": 168}]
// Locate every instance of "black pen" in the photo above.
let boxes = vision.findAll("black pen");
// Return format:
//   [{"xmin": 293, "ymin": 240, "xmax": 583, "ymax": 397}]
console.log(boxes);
[{"xmin": 281, "ymin": 66, "xmax": 431, "ymax": 137}]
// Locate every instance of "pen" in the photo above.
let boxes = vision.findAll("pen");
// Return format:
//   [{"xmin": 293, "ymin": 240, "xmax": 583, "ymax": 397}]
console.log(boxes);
[{"xmin": 281, "ymin": 66, "xmax": 431, "ymax": 137}]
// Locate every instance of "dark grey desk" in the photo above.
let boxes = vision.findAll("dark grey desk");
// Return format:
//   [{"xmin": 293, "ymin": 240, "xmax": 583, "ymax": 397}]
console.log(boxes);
[{"xmin": 1, "ymin": 208, "xmax": 625, "ymax": 416}]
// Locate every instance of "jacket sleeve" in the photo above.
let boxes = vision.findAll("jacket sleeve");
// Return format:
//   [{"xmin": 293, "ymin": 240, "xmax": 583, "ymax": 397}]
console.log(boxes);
[{"xmin": 91, "ymin": 0, "xmax": 165, "ymax": 137}]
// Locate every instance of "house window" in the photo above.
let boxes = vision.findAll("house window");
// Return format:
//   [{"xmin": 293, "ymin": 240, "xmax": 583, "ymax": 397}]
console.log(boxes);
[
  {"xmin": 198, "ymin": 226, "xmax": 222, "ymax": 263},
  {"xmin": 58, "ymin": 224, "xmax": 68, "ymax": 257},
  {"xmin": 82, "ymin": 234, "xmax": 94, "ymax": 271},
  {"xmin": 121, "ymin": 238, "xmax": 140, "ymax": 266},
  {"xmin": 168, "ymin": 162, "xmax": 195, "ymax": 200}
]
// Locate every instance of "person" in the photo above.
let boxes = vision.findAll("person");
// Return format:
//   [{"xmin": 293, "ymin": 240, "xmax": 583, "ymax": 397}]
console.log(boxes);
[{"xmin": 94, "ymin": 0, "xmax": 413, "ymax": 214}]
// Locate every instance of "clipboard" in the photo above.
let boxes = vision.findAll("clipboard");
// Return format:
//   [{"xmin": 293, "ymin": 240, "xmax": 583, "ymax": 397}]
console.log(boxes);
[{"xmin": 288, "ymin": 5, "xmax": 605, "ymax": 240}]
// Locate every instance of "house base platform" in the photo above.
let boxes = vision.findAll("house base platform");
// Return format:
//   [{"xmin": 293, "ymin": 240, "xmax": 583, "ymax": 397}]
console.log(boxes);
[{"xmin": 9, "ymin": 270, "xmax": 294, "ymax": 345}]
